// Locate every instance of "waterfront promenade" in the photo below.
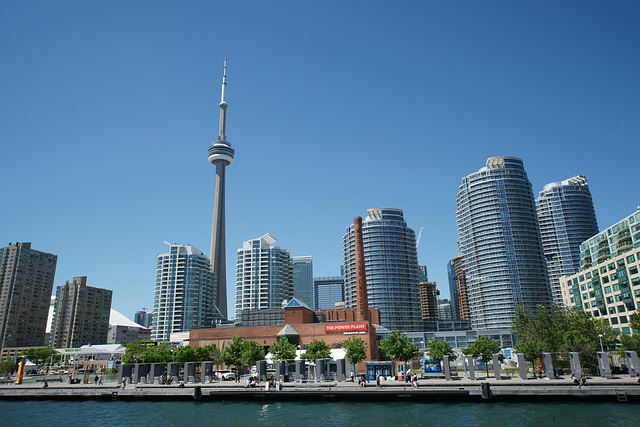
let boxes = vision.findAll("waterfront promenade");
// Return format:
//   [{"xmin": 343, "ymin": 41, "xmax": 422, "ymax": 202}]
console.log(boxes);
[{"xmin": 1, "ymin": 376, "xmax": 638, "ymax": 403}]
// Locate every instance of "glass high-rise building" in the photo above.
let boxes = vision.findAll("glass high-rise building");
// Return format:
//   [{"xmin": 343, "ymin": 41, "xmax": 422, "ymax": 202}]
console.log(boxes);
[
  {"xmin": 457, "ymin": 157, "xmax": 552, "ymax": 329},
  {"xmin": 152, "ymin": 243, "xmax": 217, "ymax": 340},
  {"xmin": 536, "ymin": 175, "xmax": 598, "ymax": 305},
  {"xmin": 235, "ymin": 234, "xmax": 293, "ymax": 322},
  {"xmin": 343, "ymin": 208, "xmax": 423, "ymax": 332},
  {"xmin": 313, "ymin": 276, "xmax": 344, "ymax": 310},
  {"xmin": 292, "ymin": 256, "xmax": 313, "ymax": 308}
]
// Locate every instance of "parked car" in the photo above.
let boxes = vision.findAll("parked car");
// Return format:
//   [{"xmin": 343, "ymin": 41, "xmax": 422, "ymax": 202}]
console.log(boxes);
[{"xmin": 215, "ymin": 370, "xmax": 236, "ymax": 381}]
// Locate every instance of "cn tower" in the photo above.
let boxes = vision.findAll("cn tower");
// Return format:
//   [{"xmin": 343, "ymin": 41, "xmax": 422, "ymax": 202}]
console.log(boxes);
[{"xmin": 208, "ymin": 57, "xmax": 234, "ymax": 319}]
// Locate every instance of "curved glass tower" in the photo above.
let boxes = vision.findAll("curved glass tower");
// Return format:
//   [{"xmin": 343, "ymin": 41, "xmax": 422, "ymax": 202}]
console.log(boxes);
[
  {"xmin": 343, "ymin": 208, "xmax": 422, "ymax": 332},
  {"xmin": 536, "ymin": 176, "xmax": 598, "ymax": 305},
  {"xmin": 457, "ymin": 157, "xmax": 551, "ymax": 329}
]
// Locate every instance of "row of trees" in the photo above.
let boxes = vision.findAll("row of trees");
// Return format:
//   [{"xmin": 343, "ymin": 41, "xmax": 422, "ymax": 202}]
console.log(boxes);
[
  {"xmin": 378, "ymin": 330, "xmax": 503, "ymax": 377},
  {"xmin": 511, "ymin": 305, "xmax": 639, "ymax": 361},
  {"xmin": 121, "ymin": 335, "xmax": 371, "ymax": 373}
]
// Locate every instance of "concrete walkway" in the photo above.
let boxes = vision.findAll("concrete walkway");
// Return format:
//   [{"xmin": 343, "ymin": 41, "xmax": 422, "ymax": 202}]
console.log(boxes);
[{"xmin": 1, "ymin": 375, "xmax": 638, "ymax": 402}]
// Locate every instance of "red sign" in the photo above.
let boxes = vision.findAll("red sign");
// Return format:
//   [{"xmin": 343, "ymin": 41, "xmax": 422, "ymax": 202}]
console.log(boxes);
[{"xmin": 324, "ymin": 323, "xmax": 368, "ymax": 332}]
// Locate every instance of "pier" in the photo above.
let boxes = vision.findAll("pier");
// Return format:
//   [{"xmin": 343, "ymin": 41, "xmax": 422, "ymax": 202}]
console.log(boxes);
[{"xmin": 1, "ymin": 376, "xmax": 638, "ymax": 403}]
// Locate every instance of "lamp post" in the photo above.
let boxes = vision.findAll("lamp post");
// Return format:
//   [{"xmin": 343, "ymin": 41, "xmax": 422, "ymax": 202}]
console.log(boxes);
[{"xmin": 598, "ymin": 334, "xmax": 604, "ymax": 352}]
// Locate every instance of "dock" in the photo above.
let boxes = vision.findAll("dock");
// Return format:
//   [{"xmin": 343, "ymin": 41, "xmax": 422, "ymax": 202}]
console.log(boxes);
[{"xmin": 1, "ymin": 376, "xmax": 639, "ymax": 403}]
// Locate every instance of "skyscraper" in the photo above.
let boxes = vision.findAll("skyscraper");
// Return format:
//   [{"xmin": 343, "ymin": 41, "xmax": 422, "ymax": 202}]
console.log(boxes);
[
  {"xmin": 448, "ymin": 255, "xmax": 470, "ymax": 320},
  {"xmin": 536, "ymin": 175, "xmax": 599, "ymax": 305},
  {"xmin": 134, "ymin": 308, "xmax": 153, "ymax": 329},
  {"xmin": 292, "ymin": 256, "xmax": 313, "ymax": 308},
  {"xmin": 343, "ymin": 208, "xmax": 423, "ymax": 332},
  {"xmin": 0, "ymin": 242, "xmax": 57, "ymax": 354},
  {"xmin": 209, "ymin": 58, "xmax": 235, "ymax": 320},
  {"xmin": 447, "ymin": 259, "xmax": 459, "ymax": 319},
  {"xmin": 235, "ymin": 234, "xmax": 293, "ymax": 322},
  {"xmin": 152, "ymin": 243, "xmax": 217, "ymax": 341},
  {"xmin": 419, "ymin": 281, "xmax": 438, "ymax": 319},
  {"xmin": 50, "ymin": 276, "xmax": 112, "ymax": 348},
  {"xmin": 457, "ymin": 157, "xmax": 552, "ymax": 329},
  {"xmin": 313, "ymin": 276, "xmax": 344, "ymax": 309}
]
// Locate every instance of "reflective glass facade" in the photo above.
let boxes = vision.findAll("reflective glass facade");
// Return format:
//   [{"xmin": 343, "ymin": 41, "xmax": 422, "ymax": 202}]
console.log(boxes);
[
  {"xmin": 457, "ymin": 157, "xmax": 552, "ymax": 329},
  {"xmin": 343, "ymin": 208, "xmax": 422, "ymax": 332},
  {"xmin": 313, "ymin": 276, "xmax": 344, "ymax": 310},
  {"xmin": 536, "ymin": 175, "xmax": 598, "ymax": 305},
  {"xmin": 152, "ymin": 244, "xmax": 216, "ymax": 340},
  {"xmin": 292, "ymin": 256, "xmax": 313, "ymax": 309}
]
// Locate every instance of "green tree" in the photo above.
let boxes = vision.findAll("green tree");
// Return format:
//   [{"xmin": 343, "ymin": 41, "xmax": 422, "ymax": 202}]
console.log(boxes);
[
  {"xmin": 463, "ymin": 336, "xmax": 502, "ymax": 378},
  {"xmin": 202, "ymin": 344, "xmax": 223, "ymax": 365},
  {"xmin": 512, "ymin": 305, "xmax": 565, "ymax": 362},
  {"xmin": 301, "ymin": 339, "xmax": 332, "ymax": 360},
  {"xmin": 243, "ymin": 340, "xmax": 266, "ymax": 368},
  {"xmin": 379, "ymin": 331, "xmax": 420, "ymax": 363},
  {"xmin": 629, "ymin": 310, "xmax": 640, "ymax": 332},
  {"xmin": 619, "ymin": 333, "xmax": 640, "ymax": 355},
  {"xmin": 0, "ymin": 360, "xmax": 16, "ymax": 374},
  {"xmin": 122, "ymin": 340, "xmax": 153, "ymax": 364},
  {"xmin": 222, "ymin": 336, "xmax": 265, "ymax": 373},
  {"xmin": 173, "ymin": 345, "xmax": 198, "ymax": 363},
  {"xmin": 22, "ymin": 347, "xmax": 56, "ymax": 364},
  {"xmin": 223, "ymin": 336, "xmax": 247, "ymax": 371},
  {"xmin": 427, "ymin": 339, "xmax": 457, "ymax": 363},
  {"xmin": 341, "ymin": 337, "xmax": 368, "ymax": 367},
  {"xmin": 269, "ymin": 337, "xmax": 297, "ymax": 361}
]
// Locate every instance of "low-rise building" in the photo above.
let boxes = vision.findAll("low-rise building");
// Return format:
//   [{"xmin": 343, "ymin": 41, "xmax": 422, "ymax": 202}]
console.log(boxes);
[{"xmin": 560, "ymin": 209, "xmax": 640, "ymax": 334}]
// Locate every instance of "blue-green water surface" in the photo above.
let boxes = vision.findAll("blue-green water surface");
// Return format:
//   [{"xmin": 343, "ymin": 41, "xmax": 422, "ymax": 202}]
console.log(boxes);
[{"xmin": 1, "ymin": 400, "xmax": 637, "ymax": 426}]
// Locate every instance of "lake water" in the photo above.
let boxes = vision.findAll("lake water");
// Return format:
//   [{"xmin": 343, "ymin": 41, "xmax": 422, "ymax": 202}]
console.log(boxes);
[{"xmin": 1, "ymin": 400, "xmax": 637, "ymax": 426}]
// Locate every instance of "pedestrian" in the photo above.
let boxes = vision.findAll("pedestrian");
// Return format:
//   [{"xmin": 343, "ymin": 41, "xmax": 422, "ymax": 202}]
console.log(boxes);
[
  {"xmin": 122, "ymin": 377, "xmax": 127, "ymax": 389},
  {"xmin": 98, "ymin": 374, "xmax": 103, "ymax": 386},
  {"xmin": 350, "ymin": 370, "xmax": 354, "ymax": 382},
  {"xmin": 94, "ymin": 374, "xmax": 99, "ymax": 385},
  {"xmin": 376, "ymin": 374, "xmax": 381, "ymax": 388},
  {"xmin": 537, "ymin": 365, "xmax": 543, "ymax": 379},
  {"xmin": 406, "ymin": 368, "xmax": 411, "ymax": 383},
  {"xmin": 42, "ymin": 378, "xmax": 49, "ymax": 389},
  {"xmin": 68, "ymin": 372, "xmax": 73, "ymax": 384}
]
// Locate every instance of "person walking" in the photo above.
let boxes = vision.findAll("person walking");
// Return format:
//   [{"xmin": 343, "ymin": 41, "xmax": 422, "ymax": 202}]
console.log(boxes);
[
  {"xmin": 376, "ymin": 373, "xmax": 381, "ymax": 388},
  {"xmin": 98, "ymin": 374, "xmax": 103, "ymax": 386},
  {"xmin": 350, "ymin": 370, "xmax": 354, "ymax": 382}
]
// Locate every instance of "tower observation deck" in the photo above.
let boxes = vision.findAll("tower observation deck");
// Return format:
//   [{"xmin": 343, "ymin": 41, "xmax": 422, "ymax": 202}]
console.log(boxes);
[{"xmin": 209, "ymin": 57, "xmax": 235, "ymax": 319}]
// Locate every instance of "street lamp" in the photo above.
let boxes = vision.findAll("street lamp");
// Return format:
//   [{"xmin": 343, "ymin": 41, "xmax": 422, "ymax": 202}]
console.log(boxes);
[{"xmin": 598, "ymin": 334, "xmax": 604, "ymax": 352}]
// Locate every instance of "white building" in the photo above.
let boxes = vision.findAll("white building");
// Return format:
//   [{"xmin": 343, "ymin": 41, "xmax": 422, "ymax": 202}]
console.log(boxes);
[
  {"xmin": 235, "ymin": 234, "xmax": 293, "ymax": 322},
  {"xmin": 152, "ymin": 243, "xmax": 220, "ymax": 340}
]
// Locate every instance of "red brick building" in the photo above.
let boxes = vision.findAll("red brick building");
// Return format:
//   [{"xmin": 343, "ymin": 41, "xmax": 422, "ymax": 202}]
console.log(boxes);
[{"xmin": 190, "ymin": 304, "xmax": 379, "ymax": 369}]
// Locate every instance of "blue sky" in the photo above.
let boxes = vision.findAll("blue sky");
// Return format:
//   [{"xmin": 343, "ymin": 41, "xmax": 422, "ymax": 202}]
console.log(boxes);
[{"xmin": 2, "ymin": 1, "xmax": 639, "ymax": 321}]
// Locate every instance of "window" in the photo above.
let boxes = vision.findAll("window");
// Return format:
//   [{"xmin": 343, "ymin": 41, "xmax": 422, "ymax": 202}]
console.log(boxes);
[
  {"xmin": 604, "ymin": 286, "xmax": 612, "ymax": 294},
  {"xmin": 586, "ymin": 272, "xmax": 592, "ymax": 279},
  {"xmin": 609, "ymin": 263, "xmax": 616, "ymax": 271},
  {"xmin": 629, "ymin": 266, "xmax": 638, "ymax": 275},
  {"xmin": 606, "ymin": 296, "xmax": 614, "ymax": 304},
  {"xmin": 603, "ymin": 276, "xmax": 610, "ymax": 284},
  {"xmin": 627, "ymin": 254, "xmax": 636, "ymax": 263},
  {"xmin": 620, "ymin": 316, "xmax": 628, "ymax": 324},
  {"xmin": 579, "ymin": 275, "xmax": 585, "ymax": 282},
  {"xmin": 600, "ymin": 266, "xmax": 607, "ymax": 274},
  {"xmin": 611, "ymin": 317, "xmax": 619, "ymax": 325}
]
